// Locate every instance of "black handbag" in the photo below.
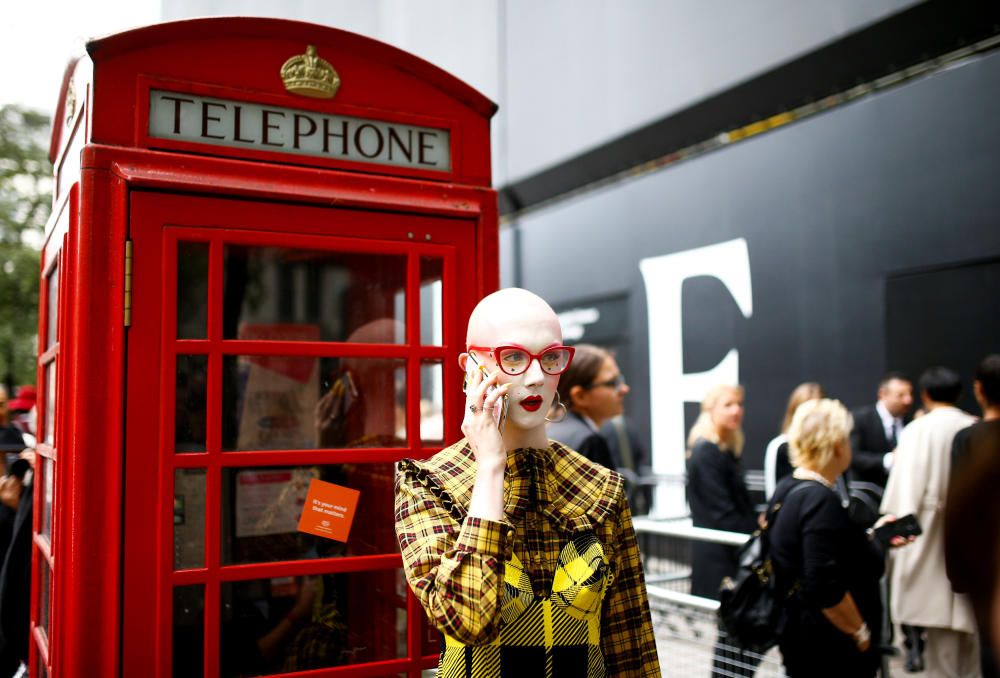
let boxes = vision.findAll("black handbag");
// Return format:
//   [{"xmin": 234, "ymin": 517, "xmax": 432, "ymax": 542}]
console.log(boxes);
[{"xmin": 718, "ymin": 482, "xmax": 810, "ymax": 652}]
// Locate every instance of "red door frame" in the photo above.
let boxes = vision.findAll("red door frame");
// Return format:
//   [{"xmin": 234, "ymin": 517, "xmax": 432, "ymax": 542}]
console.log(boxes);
[
  {"xmin": 32, "ymin": 143, "xmax": 496, "ymax": 678},
  {"xmin": 124, "ymin": 188, "xmax": 480, "ymax": 677},
  {"xmin": 29, "ymin": 186, "xmax": 76, "ymax": 678}
]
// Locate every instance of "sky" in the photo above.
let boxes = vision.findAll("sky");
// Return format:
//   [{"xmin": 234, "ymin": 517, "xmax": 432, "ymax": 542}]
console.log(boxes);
[{"xmin": 1, "ymin": 0, "xmax": 161, "ymax": 114}]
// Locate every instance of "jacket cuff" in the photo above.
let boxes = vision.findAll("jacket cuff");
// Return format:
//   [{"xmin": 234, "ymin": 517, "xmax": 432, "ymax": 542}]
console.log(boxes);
[{"xmin": 456, "ymin": 516, "xmax": 514, "ymax": 559}]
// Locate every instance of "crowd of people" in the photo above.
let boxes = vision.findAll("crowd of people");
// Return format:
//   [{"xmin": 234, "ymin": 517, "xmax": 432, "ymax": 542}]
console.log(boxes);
[
  {"xmin": 391, "ymin": 283, "xmax": 998, "ymax": 677},
  {"xmin": 683, "ymin": 359, "xmax": 1000, "ymax": 678}
]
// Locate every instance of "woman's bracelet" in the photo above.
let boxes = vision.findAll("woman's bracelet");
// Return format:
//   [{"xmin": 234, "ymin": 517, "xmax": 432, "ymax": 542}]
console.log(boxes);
[{"xmin": 851, "ymin": 621, "xmax": 870, "ymax": 645}]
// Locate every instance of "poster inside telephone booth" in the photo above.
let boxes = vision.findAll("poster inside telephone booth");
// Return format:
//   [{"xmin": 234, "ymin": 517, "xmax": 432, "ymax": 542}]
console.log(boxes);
[{"xmin": 40, "ymin": 18, "xmax": 497, "ymax": 678}]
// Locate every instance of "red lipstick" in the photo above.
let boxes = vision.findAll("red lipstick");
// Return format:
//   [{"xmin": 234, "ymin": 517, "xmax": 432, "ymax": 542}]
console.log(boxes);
[{"xmin": 520, "ymin": 396, "xmax": 543, "ymax": 412}]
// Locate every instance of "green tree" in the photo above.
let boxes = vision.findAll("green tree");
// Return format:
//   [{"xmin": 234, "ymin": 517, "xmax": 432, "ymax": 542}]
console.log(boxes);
[{"xmin": 0, "ymin": 104, "xmax": 52, "ymax": 391}]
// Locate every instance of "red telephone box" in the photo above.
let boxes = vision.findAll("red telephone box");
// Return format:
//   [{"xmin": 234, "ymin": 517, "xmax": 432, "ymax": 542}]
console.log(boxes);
[{"xmin": 39, "ymin": 18, "xmax": 497, "ymax": 678}]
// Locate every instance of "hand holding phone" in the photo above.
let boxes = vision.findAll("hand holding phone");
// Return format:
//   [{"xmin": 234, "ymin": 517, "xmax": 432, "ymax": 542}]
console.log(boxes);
[
  {"xmin": 872, "ymin": 513, "xmax": 922, "ymax": 548},
  {"xmin": 465, "ymin": 353, "xmax": 509, "ymax": 433},
  {"xmin": 462, "ymin": 354, "xmax": 511, "ymax": 522}
]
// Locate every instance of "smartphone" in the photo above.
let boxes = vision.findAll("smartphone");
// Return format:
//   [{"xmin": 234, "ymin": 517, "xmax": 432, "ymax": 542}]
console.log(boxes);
[
  {"xmin": 465, "ymin": 352, "xmax": 509, "ymax": 433},
  {"xmin": 873, "ymin": 513, "xmax": 922, "ymax": 548}
]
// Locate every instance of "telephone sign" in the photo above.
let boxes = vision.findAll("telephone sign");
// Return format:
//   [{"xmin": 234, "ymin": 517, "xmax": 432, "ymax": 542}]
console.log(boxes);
[{"xmin": 148, "ymin": 90, "xmax": 452, "ymax": 171}]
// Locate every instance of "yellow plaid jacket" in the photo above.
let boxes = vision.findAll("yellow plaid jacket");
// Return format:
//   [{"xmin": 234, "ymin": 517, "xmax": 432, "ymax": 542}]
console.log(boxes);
[{"xmin": 395, "ymin": 439, "xmax": 660, "ymax": 677}]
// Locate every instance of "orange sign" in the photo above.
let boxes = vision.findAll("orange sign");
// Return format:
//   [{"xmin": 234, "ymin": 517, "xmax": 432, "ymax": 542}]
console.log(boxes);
[{"xmin": 296, "ymin": 478, "xmax": 360, "ymax": 542}]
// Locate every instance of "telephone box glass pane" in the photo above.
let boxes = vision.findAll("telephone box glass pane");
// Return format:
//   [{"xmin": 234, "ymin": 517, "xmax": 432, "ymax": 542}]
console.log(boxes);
[
  {"xmin": 420, "ymin": 361, "xmax": 444, "ymax": 447},
  {"xmin": 221, "ymin": 463, "xmax": 396, "ymax": 565},
  {"xmin": 38, "ymin": 558, "xmax": 50, "ymax": 638},
  {"xmin": 46, "ymin": 264, "xmax": 59, "ymax": 349},
  {"xmin": 177, "ymin": 242, "xmax": 209, "ymax": 339},
  {"xmin": 222, "ymin": 356, "xmax": 406, "ymax": 450},
  {"xmin": 173, "ymin": 585, "xmax": 205, "ymax": 678},
  {"xmin": 176, "ymin": 355, "xmax": 208, "ymax": 452},
  {"xmin": 175, "ymin": 469, "xmax": 206, "ymax": 570},
  {"xmin": 44, "ymin": 364, "xmax": 55, "ymax": 445},
  {"xmin": 41, "ymin": 456, "xmax": 53, "ymax": 544},
  {"xmin": 420, "ymin": 258, "xmax": 443, "ymax": 346},
  {"xmin": 220, "ymin": 569, "xmax": 406, "ymax": 675},
  {"xmin": 222, "ymin": 246, "xmax": 406, "ymax": 343}
]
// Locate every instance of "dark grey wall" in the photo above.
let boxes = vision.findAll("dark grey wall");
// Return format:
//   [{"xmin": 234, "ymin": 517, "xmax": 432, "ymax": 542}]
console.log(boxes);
[{"xmin": 505, "ymin": 48, "xmax": 1000, "ymax": 470}]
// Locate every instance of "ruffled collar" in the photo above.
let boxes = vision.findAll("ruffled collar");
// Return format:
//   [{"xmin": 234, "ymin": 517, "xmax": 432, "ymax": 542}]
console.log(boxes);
[{"xmin": 403, "ymin": 438, "xmax": 622, "ymax": 534}]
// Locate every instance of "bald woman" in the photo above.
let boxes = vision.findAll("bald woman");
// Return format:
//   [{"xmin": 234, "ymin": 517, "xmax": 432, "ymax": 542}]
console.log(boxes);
[{"xmin": 395, "ymin": 288, "xmax": 659, "ymax": 677}]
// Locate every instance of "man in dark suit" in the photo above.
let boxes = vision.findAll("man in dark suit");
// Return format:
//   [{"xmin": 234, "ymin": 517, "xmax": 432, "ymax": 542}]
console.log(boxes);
[{"xmin": 850, "ymin": 372, "xmax": 914, "ymax": 489}]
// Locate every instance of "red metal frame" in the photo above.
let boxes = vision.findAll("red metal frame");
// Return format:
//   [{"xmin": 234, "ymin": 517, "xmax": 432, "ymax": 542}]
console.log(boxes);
[
  {"xmin": 126, "ymin": 193, "xmax": 474, "ymax": 676},
  {"xmin": 86, "ymin": 17, "xmax": 495, "ymax": 186},
  {"xmin": 39, "ymin": 16, "xmax": 497, "ymax": 678},
  {"xmin": 30, "ymin": 187, "xmax": 74, "ymax": 678}
]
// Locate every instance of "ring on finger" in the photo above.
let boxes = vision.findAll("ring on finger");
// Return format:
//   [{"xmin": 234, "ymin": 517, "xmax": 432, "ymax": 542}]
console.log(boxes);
[{"xmin": 469, "ymin": 404, "xmax": 480, "ymax": 414}]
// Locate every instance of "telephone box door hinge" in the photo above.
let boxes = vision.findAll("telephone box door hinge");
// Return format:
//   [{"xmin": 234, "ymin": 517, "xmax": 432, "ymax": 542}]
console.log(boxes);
[{"xmin": 124, "ymin": 239, "xmax": 133, "ymax": 327}]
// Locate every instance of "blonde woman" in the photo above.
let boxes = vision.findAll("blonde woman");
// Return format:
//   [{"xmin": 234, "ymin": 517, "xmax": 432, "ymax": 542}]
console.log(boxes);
[
  {"xmin": 685, "ymin": 385, "xmax": 756, "ymax": 598},
  {"xmin": 769, "ymin": 399, "xmax": 902, "ymax": 677},
  {"xmin": 686, "ymin": 385, "xmax": 761, "ymax": 676}
]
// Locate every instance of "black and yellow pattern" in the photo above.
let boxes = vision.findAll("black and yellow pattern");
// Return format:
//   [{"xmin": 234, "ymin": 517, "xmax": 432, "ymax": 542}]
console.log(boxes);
[
  {"xmin": 440, "ymin": 533, "xmax": 610, "ymax": 678},
  {"xmin": 395, "ymin": 440, "xmax": 660, "ymax": 676}
]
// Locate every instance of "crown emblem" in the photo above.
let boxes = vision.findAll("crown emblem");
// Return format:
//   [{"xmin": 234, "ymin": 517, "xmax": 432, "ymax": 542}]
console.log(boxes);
[{"xmin": 280, "ymin": 45, "xmax": 340, "ymax": 99}]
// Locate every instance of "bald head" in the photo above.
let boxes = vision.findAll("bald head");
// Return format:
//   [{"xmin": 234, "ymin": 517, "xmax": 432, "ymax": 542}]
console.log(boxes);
[{"xmin": 466, "ymin": 288, "xmax": 562, "ymax": 348}]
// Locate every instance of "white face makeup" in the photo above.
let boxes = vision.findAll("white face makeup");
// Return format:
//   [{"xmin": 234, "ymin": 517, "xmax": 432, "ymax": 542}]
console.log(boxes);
[
  {"xmin": 470, "ymin": 332, "xmax": 562, "ymax": 432},
  {"xmin": 463, "ymin": 289, "xmax": 564, "ymax": 441}
]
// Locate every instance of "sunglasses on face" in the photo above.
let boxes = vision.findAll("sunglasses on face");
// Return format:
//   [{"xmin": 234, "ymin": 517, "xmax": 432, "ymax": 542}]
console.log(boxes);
[{"xmin": 467, "ymin": 344, "xmax": 575, "ymax": 376}]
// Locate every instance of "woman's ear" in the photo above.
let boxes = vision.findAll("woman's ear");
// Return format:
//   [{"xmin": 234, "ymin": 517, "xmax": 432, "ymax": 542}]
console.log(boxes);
[
  {"xmin": 837, "ymin": 437, "xmax": 851, "ymax": 463},
  {"xmin": 568, "ymin": 384, "xmax": 587, "ymax": 409},
  {"xmin": 458, "ymin": 353, "xmax": 470, "ymax": 371}
]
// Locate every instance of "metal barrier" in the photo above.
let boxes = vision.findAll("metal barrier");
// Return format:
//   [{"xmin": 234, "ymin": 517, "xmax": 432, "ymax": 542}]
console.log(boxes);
[
  {"xmin": 634, "ymin": 516, "xmax": 747, "ymax": 591},
  {"xmin": 649, "ymin": 587, "xmax": 785, "ymax": 677},
  {"xmin": 636, "ymin": 517, "xmax": 787, "ymax": 677}
]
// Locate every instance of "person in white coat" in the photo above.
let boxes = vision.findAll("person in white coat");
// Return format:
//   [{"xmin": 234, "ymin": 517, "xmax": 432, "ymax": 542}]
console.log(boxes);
[
  {"xmin": 882, "ymin": 366, "xmax": 980, "ymax": 677},
  {"xmin": 764, "ymin": 382, "xmax": 824, "ymax": 499}
]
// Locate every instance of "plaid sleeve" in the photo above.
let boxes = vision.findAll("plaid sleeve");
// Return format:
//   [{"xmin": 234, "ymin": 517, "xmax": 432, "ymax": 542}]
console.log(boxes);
[
  {"xmin": 395, "ymin": 468, "xmax": 512, "ymax": 645},
  {"xmin": 601, "ymin": 488, "xmax": 661, "ymax": 677}
]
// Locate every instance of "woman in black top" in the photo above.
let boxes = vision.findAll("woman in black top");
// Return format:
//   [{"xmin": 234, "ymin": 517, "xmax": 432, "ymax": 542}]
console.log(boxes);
[
  {"xmin": 545, "ymin": 344, "xmax": 626, "ymax": 470},
  {"xmin": 770, "ymin": 398, "xmax": 891, "ymax": 678},
  {"xmin": 686, "ymin": 384, "xmax": 756, "ymax": 599},
  {"xmin": 687, "ymin": 385, "xmax": 759, "ymax": 677}
]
